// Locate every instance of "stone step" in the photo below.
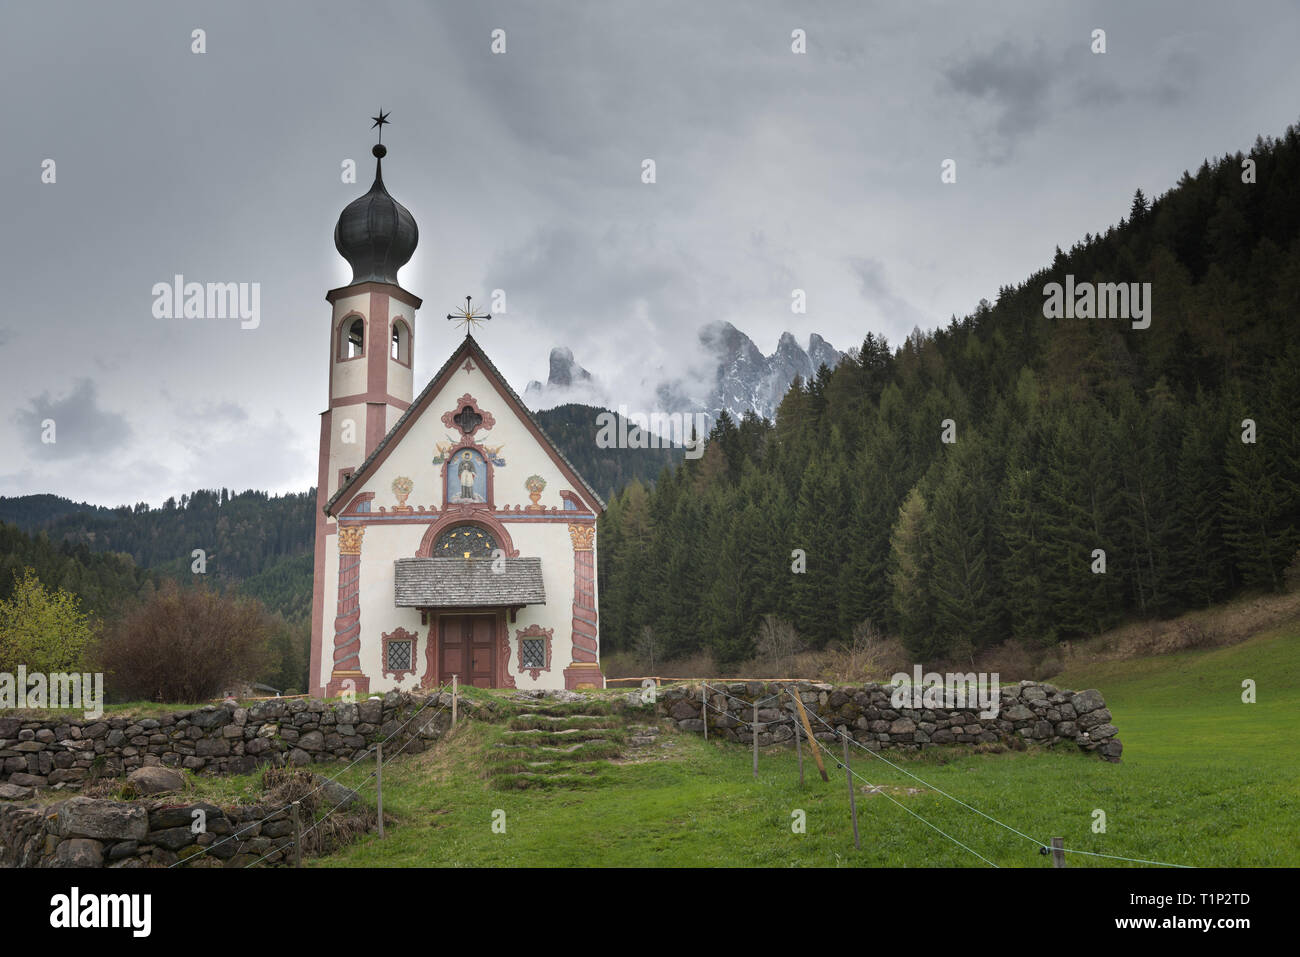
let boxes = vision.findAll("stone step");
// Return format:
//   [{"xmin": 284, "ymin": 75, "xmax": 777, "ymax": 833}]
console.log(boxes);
[{"xmin": 500, "ymin": 728, "xmax": 623, "ymax": 742}]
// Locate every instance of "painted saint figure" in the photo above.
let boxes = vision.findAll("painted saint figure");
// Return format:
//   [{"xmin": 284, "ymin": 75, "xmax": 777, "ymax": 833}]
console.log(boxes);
[{"xmin": 458, "ymin": 450, "xmax": 478, "ymax": 502}]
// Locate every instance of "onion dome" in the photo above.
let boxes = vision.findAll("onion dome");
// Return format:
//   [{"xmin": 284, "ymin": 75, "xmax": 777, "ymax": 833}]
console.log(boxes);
[{"xmin": 334, "ymin": 143, "xmax": 418, "ymax": 285}]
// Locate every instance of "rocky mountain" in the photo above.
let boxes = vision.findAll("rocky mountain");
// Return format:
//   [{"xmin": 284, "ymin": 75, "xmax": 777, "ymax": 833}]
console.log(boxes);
[{"xmin": 524, "ymin": 321, "xmax": 845, "ymax": 422}]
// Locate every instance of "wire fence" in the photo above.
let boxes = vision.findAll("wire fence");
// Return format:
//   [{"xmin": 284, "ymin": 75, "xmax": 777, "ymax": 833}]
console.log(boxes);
[
  {"xmin": 694, "ymin": 679, "xmax": 1190, "ymax": 869},
  {"xmin": 172, "ymin": 682, "xmax": 452, "ymax": 869}
]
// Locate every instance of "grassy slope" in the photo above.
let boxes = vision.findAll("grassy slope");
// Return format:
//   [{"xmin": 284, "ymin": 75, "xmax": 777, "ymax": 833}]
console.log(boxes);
[{"xmin": 286, "ymin": 621, "xmax": 1299, "ymax": 868}]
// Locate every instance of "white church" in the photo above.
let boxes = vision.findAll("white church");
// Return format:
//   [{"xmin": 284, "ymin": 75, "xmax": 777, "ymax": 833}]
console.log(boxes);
[{"xmin": 308, "ymin": 132, "xmax": 606, "ymax": 697}]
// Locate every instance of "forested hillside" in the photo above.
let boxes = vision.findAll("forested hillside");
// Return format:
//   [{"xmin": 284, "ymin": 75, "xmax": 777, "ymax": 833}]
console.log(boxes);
[
  {"xmin": 597, "ymin": 122, "xmax": 1300, "ymax": 665},
  {"xmin": 0, "ymin": 521, "xmax": 161, "ymax": 620},
  {"xmin": 534, "ymin": 403, "xmax": 683, "ymax": 501},
  {"xmin": 0, "ymin": 488, "xmax": 316, "ymax": 580}
]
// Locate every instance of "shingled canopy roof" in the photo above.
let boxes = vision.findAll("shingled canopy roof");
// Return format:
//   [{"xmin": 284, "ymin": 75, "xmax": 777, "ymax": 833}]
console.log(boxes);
[{"xmin": 393, "ymin": 556, "xmax": 545, "ymax": 607}]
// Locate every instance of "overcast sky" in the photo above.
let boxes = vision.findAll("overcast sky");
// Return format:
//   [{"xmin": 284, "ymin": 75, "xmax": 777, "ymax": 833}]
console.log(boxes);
[{"xmin": 2, "ymin": 0, "xmax": 1297, "ymax": 507}]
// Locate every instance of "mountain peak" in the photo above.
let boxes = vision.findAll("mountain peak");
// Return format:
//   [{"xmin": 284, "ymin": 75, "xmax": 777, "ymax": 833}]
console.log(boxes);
[
  {"xmin": 526, "ymin": 322, "xmax": 846, "ymax": 420},
  {"xmin": 548, "ymin": 346, "xmax": 592, "ymax": 388}
]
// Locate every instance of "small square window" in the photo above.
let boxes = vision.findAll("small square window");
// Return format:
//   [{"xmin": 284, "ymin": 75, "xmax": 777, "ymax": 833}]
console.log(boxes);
[
  {"xmin": 520, "ymin": 638, "xmax": 546, "ymax": 670},
  {"xmin": 387, "ymin": 640, "xmax": 412, "ymax": 672}
]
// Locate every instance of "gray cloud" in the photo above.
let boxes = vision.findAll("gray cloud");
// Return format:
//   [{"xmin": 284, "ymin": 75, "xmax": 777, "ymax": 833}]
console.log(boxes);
[
  {"xmin": 850, "ymin": 258, "xmax": 926, "ymax": 331},
  {"xmin": 0, "ymin": 1, "xmax": 1297, "ymax": 505},
  {"xmin": 14, "ymin": 379, "xmax": 132, "ymax": 460},
  {"xmin": 942, "ymin": 41, "xmax": 1054, "ymax": 162}
]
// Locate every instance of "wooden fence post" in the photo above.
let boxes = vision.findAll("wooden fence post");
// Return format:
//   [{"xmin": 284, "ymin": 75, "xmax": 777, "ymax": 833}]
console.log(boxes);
[
  {"xmin": 790, "ymin": 691, "xmax": 829, "ymax": 782},
  {"xmin": 1051, "ymin": 837, "xmax": 1066, "ymax": 868},
  {"xmin": 291, "ymin": 801, "xmax": 302, "ymax": 868},
  {"xmin": 753, "ymin": 700, "xmax": 759, "ymax": 779},
  {"xmin": 795, "ymin": 713, "xmax": 804, "ymax": 786},
  {"xmin": 702, "ymin": 684, "xmax": 708, "ymax": 741},
  {"xmin": 843, "ymin": 728, "xmax": 860, "ymax": 850},
  {"xmin": 376, "ymin": 741, "xmax": 384, "ymax": 839},
  {"xmin": 451, "ymin": 674, "xmax": 458, "ymax": 728}
]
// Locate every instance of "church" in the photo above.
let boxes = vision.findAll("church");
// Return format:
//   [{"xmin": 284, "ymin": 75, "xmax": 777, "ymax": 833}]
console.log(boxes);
[{"xmin": 307, "ymin": 129, "xmax": 606, "ymax": 697}]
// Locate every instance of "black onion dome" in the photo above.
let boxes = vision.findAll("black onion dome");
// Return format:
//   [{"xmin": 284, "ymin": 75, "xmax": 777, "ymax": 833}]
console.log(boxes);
[{"xmin": 334, "ymin": 144, "xmax": 418, "ymax": 285}]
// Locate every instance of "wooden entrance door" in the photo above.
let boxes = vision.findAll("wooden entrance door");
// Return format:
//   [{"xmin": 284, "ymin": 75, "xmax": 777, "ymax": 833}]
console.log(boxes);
[{"xmin": 440, "ymin": 614, "xmax": 497, "ymax": 688}]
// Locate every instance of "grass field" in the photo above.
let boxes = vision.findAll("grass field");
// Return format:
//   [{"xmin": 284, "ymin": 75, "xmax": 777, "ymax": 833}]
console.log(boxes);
[{"xmin": 281, "ymin": 619, "xmax": 1298, "ymax": 868}]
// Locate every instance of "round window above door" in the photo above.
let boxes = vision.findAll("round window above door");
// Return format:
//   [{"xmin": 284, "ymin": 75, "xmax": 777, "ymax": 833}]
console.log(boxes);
[{"xmin": 434, "ymin": 525, "xmax": 498, "ymax": 559}]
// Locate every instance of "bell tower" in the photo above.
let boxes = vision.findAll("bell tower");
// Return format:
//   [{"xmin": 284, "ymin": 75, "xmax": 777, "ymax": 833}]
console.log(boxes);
[{"xmin": 310, "ymin": 113, "xmax": 421, "ymax": 696}]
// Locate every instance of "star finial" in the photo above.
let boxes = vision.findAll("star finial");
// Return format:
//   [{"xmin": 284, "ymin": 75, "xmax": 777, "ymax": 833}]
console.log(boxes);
[
  {"xmin": 370, "ymin": 108, "xmax": 391, "ymax": 143},
  {"xmin": 447, "ymin": 295, "xmax": 492, "ymax": 336}
]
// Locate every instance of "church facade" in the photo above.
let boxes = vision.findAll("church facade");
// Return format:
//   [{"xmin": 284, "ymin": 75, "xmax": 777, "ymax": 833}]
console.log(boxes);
[{"xmin": 308, "ymin": 138, "xmax": 605, "ymax": 697}]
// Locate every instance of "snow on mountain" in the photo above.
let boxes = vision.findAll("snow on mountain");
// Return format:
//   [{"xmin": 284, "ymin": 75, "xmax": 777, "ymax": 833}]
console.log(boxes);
[{"xmin": 523, "ymin": 322, "xmax": 845, "ymax": 422}]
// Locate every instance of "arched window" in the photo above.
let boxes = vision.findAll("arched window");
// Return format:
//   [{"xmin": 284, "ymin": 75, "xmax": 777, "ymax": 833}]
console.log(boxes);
[
  {"xmin": 391, "ymin": 319, "xmax": 410, "ymax": 364},
  {"xmin": 340, "ymin": 317, "xmax": 365, "ymax": 360},
  {"xmin": 433, "ymin": 524, "xmax": 498, "ymax": 559}
]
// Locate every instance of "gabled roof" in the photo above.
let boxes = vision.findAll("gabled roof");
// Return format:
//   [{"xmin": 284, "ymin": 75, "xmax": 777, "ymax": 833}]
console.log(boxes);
[{"xmin": 325, "ymin": 334, "xmax": 606, "ymax": 517}]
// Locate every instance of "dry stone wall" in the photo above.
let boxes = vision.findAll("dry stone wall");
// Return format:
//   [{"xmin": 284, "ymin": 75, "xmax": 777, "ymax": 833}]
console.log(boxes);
[
  {"xmin": 0, "ymin": 690, "xmax": 495, "ymax": 795},
  {"xmin": 655, "ymin": 679, "xmax": 1123, "ymax": 762},
  {"xmin": 0, "ymin": 795, "xmax": 309, "ymax": 868}
]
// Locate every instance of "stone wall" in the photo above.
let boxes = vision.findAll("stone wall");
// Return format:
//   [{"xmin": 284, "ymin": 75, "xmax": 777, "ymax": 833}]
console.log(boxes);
[
  {"xmin": 0, "ymin": 690, "xmax": 494, "ymax": 795},
  {"xmin": 0, "ymin": 795, "xmax": 308, "ymax": 868},
  {"xmin": 655, "ymin": 680, "xmax": 1123, "ymax": 762}
]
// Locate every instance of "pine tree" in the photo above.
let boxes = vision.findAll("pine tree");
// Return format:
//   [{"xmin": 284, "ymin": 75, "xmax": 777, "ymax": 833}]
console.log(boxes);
[
  {"xmin": 788, "ymin": 433, "xmax": 850, "ymax": 648},
  {"xmin": 889, "ymin": 486, "xmax": 937, "ymax": 657}
]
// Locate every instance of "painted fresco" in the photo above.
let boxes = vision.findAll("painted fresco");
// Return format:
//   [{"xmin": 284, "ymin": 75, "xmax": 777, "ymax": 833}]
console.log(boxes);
[{"xmin": 447, "ymin": 448, "xmax": 488, "ymax": 504}]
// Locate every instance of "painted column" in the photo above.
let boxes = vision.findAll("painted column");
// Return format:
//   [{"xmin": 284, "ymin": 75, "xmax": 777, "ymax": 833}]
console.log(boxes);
[
  {"xmin": 326, "ymin": 525, "xmax": 370, "ymax": 697},
  {"xmin": 564, "ymin": 523, "xmax": 604, "ymax": 690}
]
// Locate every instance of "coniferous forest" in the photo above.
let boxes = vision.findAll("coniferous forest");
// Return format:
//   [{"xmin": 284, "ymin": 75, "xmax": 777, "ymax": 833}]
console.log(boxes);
[{"xmin": 597, "ymin": 124, "xmax": 1300, "ymax": 666}]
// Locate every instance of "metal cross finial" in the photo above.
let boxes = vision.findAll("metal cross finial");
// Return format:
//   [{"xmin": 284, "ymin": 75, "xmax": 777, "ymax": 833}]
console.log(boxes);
[
  {"xmin": 446, "ymin": 295, "xmax": 491, "ymax": 335},
  {"xmin": 371, "ymin": 108, "xmax": 391, "ymax": 143}
]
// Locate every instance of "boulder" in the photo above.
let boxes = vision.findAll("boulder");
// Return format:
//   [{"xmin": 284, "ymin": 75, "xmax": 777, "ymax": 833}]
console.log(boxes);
[
  {"xmin": 668, "ymin": 700, "xmax": 698, "ymax": 721},
  {"xmin": 317, "ymin": 776, "xmax": 359, "ymax": 809},
  {"xmin": 56, "ymin": 797, "xmax": 148, "ymax": 841},
  {"xmin": 54, "ymin": 838, "xmax": 104, "ymax": 868},
  {"xmin": 1070, "ymin": 689, "xmax": 1105, "ymax": 715},
  {"xmin": 189, "ymin": 707, "xmax": 231, "ymax": 730},
  {"xmin": 147, "ymin": 827, "xmax": 197, "ymax": 851},
  {"xmin": 127, "ymin": 766, "xmax": 187, "ymax": 795},
  {"xmin": 0, "ymin": 782, "xmax": 34, "ymax": 801}
]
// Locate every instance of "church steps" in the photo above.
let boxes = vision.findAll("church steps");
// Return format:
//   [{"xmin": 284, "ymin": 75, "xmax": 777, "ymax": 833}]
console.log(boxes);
[
  {"xmin": 489, "ymin": 768, "xmax": 616, "ymax": 790},
  {"xmin": 477, "ymin": 694, "xmax": 662, "ymax": 790},
  {"xmin": 499, "ymin": 727, "xmax": 626, "ymax": 745},
  {"xmin": 507, "ymin": 714, "xmax": 620, "ymax": 731},
  {"xmin": 488, "ymin": 741, "xmax": 624, "ymax": 762}
]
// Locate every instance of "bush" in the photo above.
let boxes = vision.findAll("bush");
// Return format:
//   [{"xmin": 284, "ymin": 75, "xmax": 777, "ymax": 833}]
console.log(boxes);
[
  {"xmin": 96, "ymin": 580, "xmax": 274, "ymax": 702},
  {"xmin": 0, "ymin": 567, "xmax": 96, "ymax": 673},
  {"xmin": 754, "ymin": 615, "xmax": 805, "ymax": 672}
]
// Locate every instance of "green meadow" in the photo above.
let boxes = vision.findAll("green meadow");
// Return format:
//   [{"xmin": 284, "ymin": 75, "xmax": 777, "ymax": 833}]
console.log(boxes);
[{"xmin": 188, "ymin": 622, "xmax": 1300, "ymax": 868}]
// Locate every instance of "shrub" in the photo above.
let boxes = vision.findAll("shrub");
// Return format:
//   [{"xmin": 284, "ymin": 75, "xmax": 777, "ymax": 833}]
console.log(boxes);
[
  {"xmin": 0, "ymin": 567, "xmax": 97, "ymax": 674},
  {"xmin": 754, "ymin": 615, "xmax": 805, "ymax": 672},
  {"xmin": 96, "ymin": 580, "xmax": 274, "ymax": 702}
]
